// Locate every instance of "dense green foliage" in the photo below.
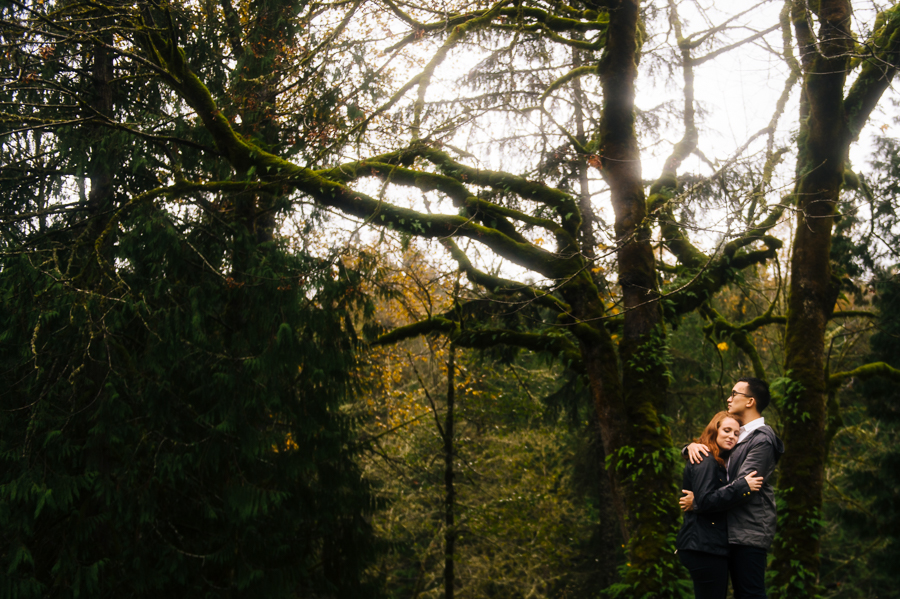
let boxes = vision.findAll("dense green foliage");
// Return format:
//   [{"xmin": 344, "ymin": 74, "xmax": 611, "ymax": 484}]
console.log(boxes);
[
  {"xmin": 0, "ymin": 0, "xmax": 385, "ymax": 594},
  {"xmin": 818, "ymin": 278, "xmax": 900, "ymax": 598},
  {"xmin": 0, "ymin": 211, "xmax": 381, "ymax": 597}
]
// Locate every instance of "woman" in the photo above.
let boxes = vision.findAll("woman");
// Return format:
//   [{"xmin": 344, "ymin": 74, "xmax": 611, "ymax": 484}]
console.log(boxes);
[{"xmin": 675, "ymin": 411, "xmax": 763, "ymax": 599}]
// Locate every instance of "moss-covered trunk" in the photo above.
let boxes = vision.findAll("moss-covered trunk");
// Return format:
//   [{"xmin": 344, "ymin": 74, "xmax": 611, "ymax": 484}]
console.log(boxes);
[
  {"xmin": 573, "ymin": 1, "xmax": 683, "ymax": 594},
  {"xmin": 772, "ymin": 1, "xmax": 851, "ymax": 595}
]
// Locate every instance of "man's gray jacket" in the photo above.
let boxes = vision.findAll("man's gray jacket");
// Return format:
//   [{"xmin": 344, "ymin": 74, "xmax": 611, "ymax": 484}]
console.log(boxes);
[{"xmin": 726, "ymin": 425, "xmax": 785, "ymax": 549}]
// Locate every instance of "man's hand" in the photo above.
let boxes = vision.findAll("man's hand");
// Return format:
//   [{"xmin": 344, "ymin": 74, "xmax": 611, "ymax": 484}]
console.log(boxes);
[
  {"xmin": 680, "ymin": 490, "xmax": 694, "ymax": 512},
  {"xmin": 687, "ymin": 442, "xmax": 709, "ymax": 464}
]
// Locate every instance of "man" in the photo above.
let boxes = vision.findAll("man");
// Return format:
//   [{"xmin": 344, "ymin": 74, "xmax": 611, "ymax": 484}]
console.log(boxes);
[{"xmin": 680, "ymin": 377, "xmax": 785, "ymax": 598}]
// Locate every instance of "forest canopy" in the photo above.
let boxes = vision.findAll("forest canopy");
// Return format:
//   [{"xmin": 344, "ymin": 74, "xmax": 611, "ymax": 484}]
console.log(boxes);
[{"xmin": 1, "ymin": 0, "xmax": 900, "ymax": 597}]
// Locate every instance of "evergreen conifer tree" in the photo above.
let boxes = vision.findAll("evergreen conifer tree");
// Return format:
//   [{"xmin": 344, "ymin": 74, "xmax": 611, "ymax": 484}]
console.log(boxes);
[
  {"xmin": 0, "ymin": 0, "xmax": 383, "ymax": 596},
  {"xmin": 0, "ymin": 199, "xmax": 382, "ymax": 599}
]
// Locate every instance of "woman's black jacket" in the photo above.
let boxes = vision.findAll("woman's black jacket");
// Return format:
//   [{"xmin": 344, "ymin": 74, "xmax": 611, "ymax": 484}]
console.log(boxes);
[{"xmin": 675, "ymin": 452, "xmax": 751, "ymax": 555}]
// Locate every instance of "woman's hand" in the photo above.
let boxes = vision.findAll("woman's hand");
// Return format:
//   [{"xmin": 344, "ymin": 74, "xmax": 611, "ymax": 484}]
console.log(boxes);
[
  {"xmin": 686, "ymin": 442, "xmax": 709, "ymax": 464},
  {"xmin": 744, "ymin": 470, "xmax": 763, "ymax": 492}
]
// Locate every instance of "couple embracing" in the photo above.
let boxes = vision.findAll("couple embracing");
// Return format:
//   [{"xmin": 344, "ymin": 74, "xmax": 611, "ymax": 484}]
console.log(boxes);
[{"xmin": 675, "ymin": 377, "xmax": 785, "ymax": 599}]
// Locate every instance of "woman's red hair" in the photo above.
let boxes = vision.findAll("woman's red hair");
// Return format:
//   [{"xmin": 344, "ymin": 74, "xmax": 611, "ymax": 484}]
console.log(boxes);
[{"xmin": 695, "ymin": 411, "xmax": 741, "ymax": 468}]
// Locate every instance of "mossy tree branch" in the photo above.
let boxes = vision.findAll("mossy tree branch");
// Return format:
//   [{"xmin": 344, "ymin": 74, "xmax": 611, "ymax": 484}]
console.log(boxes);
[
  {"xmin": 654, "ymin": 134, "xmax": 788, "ymax": 292},
  {"xmin": 380, "ymin": 1, "xmax": 608, "ymax": 37},
  {"xmin": 540, "ymin": 65, "xmax": 599, "ymax": 104},
  {"xmin": 440, "ymin": 238, "xmax": 573, "ymax": 314},
  {"xmin": 327, "ymin": 145, "xmax": 584, "ymax": 241},
  {"xmin": 412, "ymin": 0, "xmax": 510, "ymax": 138},
  {"xmin": 844, "ymin": 3, "xmax": 900, "ymax": 139},
  {"xmin": 297, "ymin": 171, "xmax": 580, "ymax": 278},
  {"xmin": 511, "ymin": 23, "xmax": 606, "ymax": 50},
  {"xmin": 665, "ymin": 234, "xmax": 783, "ymax": 316},
  {"xmin": 828, "ymin": 361, "xmax": 900, "ymax": 388},
  {"xmin": 371, "ymin": 316, "xmax": 458, "ymax": 345},
  {"xmin": 330, "ymin": 159, "xmax": 575, "ymax": 249},
  {"xmin": 133, "ymin": 22, "xmax": 592, "ymax": 280},
  {"xmin": 323, "ymin": 145, "xmax": 582, "ymax": 239},
  {"xmin": 455, "ymin": 329, "xmax": 582, "ymax": 365},
  {"xmin": 371, "ymin": 317, "xmax": 582, "ymax": 366},
  {"xmin": 700, "ymin": 305, "xmax": 771, "ymax": 380},
  {"xmin": 418, "ymin": 147, "xmax": 582, "ymax": 236},
  {"xmin": 496, "ymin": 6, "xmax": 609, "ymax": 31},
  {"xmin": 830, "ymin": 310, "xmax": 877, "ymax": 320},
  {"xmin": 322, "ymin": 160, "xmax": 536, "ymax": 247},
  {"xmin": 733, "ymin": 312, "xmax": 787, "ymax": 331}
]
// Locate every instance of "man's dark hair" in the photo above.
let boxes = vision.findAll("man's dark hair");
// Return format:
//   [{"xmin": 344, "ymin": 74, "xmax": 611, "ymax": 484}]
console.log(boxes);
[{"xmin": 739, "ymin": 377, "xmax": 771, "ymax": 412}]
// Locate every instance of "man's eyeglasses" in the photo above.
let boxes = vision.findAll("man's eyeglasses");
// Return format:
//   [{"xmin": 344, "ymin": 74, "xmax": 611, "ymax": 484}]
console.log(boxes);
[{"xmin": 730, "ymin": 390, "xmax": 753, "ymax": 399}]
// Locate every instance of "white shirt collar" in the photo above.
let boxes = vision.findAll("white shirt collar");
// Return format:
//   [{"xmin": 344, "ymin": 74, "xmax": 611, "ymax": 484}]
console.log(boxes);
[{"xmin": 738, "ymin": 416, "xmax": 765, "ymax": 443}]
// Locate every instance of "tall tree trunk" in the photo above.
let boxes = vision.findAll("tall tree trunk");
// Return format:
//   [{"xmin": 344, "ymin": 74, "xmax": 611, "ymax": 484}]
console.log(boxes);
[
  {"xmin": 444, "ymin": 341, "xmax": 456, "ymax": 599},
  {"xmin": 87, "ymin": 40, "xmax": 113, "ymax": 220},
  {"xmin": 578, "ymin": 1, "xmax": 683, "ymax": 594},
  {"xmin": 224, "ymin": 0, "xmax": 293, "ymax": 244},
  {"xmin": 772, "ymin": 1, "xmax": 851, "ymax": 596},
  {"xmin": 66, "ymin": 38, "xmax": 116, "ymax": 281}
]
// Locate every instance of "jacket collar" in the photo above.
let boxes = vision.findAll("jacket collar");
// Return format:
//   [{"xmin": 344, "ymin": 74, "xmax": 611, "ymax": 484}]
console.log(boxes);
[{"xmin": 738, "ymin": 416, "xmax": 765, "ymax": 444}]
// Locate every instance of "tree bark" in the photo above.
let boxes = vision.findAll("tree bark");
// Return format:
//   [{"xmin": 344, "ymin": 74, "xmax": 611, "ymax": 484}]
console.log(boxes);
[
  {"xmin": 586, "ymin": 1, "xmax": 683, "ymax": 593},
  {"xmin": 772, "ymin": 2, "xmax": 852, "ymax": 596},
  {"xmin": 444, "ymin": 341, "xmax": 456, "ymax": 599}
]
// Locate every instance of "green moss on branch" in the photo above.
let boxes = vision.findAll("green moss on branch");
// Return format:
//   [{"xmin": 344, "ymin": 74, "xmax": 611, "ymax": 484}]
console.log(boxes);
[
  {"xmin": 844, "ymin": 4, "xmax": 900, "ymax": 138},
  {"xmin": 830, "ymin": 310, "xmax": 876, "ymax": 320},
  {"xmin": 129, "ymin": 29, "xmax": 584, "ymax": 279},
  {"xmin": 495, "ymin": 6, "xmax": 609, "ymax": 31},
  {"xmin": 440, "ymin": 238, "xmax": 572, "ymax": 314},
  {"xmin": 371, "ymin": 319, "xmax": 582, "ymax": 367},
  {"xmin": 419, "ymin": 147, "xmax": 582, "ymax": 235},
  {"xmin": 828, "ymin": 361, "xmax": 900, "ymax": 388},
  {"xmin": 667, "ymin": 235, "xmax": 783, "ymax": 315},
  {"xmin": 371, "ymin": 317, "xmax": 458, "ymax": 345},
  {"xmin": 455, "ymin": 329, "xmax": 582, "ymax": 365},
  {"xmin": 541, "ymin": 65, "xmax": 599, "ymax": 103},
  {"xmin": 509, "ymin": 24, "xmax": 605, "ymax": 50}
]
